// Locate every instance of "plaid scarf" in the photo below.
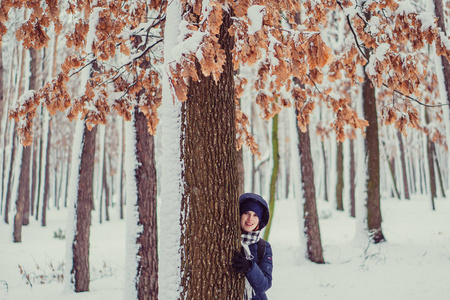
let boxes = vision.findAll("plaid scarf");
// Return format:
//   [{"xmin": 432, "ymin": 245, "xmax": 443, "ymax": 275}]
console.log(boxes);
[
  {"xmin": 241, "ymin": 230, "xmax": 261, "ymax": 300},
  {"xmin": 241, "ymin": 230, "xmax": 261, "ymax": 246}
]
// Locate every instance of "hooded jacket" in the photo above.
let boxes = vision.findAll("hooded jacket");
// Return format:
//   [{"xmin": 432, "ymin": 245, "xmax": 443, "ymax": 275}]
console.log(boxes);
[
  {"xmin": 239, "ymin": 193, "xmax": 273, "ymax": 299},
  {"xmin": 244, "ymin": 240, "xmax": 273, "ymax": 300}
]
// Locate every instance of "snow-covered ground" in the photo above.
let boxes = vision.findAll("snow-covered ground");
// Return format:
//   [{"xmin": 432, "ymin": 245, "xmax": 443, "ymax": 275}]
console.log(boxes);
[{"xmin": 1, "ymin": 195, "xmax": 449, "ymax": 300}]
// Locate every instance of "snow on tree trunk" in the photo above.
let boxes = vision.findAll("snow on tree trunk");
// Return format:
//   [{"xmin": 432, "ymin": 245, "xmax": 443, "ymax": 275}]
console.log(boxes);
[
  {"xmin": 288, "ymin": 107, "xmax": 306, "ymax": 263},
  {"xmin": 159, "ymin": 0, "xmax": 183, "ymax": 298}
]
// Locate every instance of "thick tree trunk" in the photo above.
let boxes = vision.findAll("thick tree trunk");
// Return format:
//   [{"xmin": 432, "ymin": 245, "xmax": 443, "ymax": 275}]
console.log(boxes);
[
  {"xmin": 133, "ymin": 108, "xmax": 159, "ymax": 299},
  {"xmin": 297, "ymin": 123, "xmax": 324, "ymax": 263},
  {"xmin": 41, "ymin": 119, "xmax": 51, "ymax": 226},
  {"xmin": 349, "ymin": 138, "xmax": 356, "ymax": 217},
  {"xmin": 362, "ymin": 66, "xmax": 385, "ymax": 244},
  {"xmin": 237, "ymin": 148, "xmax": 245, "ymax": 196},
  {"xmin": 397, "ymin": 131, "xmax": 410, "ymax": 199},
  {"xmin": 263, "ymin": 114, "xmax": 279, "ymax": 241},
  {"xmin": 72, "ymin": 123, "xmax": 96, "ymax": 292},
  {"xmin": 179, "ymin": 10, "xmax": 243, "ymax": 299},
  {"xmin": 336, "ymin": 141, "xmax": 344, "ymax": 211}
]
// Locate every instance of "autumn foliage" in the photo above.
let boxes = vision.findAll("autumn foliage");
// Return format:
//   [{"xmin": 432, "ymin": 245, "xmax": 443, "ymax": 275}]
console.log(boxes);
[{"xmin": 2, "ymin": 0, "xmax": 450, "ymax": 147}]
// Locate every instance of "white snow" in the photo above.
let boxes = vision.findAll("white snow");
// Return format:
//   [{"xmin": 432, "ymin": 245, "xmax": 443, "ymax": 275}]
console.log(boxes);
[
  {"xmin": 0, "ymin": 194, "xmax": 449, "ymax": 299},
  {"xmin": 247, "ymin": 5, "xmax": 265, "ymax": 34}
]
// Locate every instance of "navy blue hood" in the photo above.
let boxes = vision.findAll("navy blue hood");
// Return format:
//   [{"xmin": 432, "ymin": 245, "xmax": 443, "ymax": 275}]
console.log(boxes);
[{"xmin": 239, "ymin": 193, "xmax": 270, "ymax": 230}]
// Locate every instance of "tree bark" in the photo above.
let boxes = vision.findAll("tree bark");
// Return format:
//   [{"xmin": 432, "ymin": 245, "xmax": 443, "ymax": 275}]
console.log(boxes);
[
  {"xmin": 41, "ymin": 119, "xmax": 51, "ymax": 226},
  {"xmin": 102, "ymin": 146, "xmax": 110, "ymax": 221},
  {"xmin": 119, "ymin": 118, "xmax": 125, "ymax": 219},
  {"xmin": 297, "ymin": 123, "xmax": 324, "ymax": 263},
  {"xmin": 321, "ymin": 141, "xmax": 329, "ymax": 201},
  {"xmin": 13, "ymin": 145, "xmax": 29, "ymax": 242},
  {"xmin": 397, "ymin": 131, "xmax": 410, "ymax": 199},
  {"xmin": 434, "ymin": 0, "xmax": 450, "ymax": 109},
  {"xmin": 237, "ymin": 148, "xmax": 245, "ymax": 196},
  {"xmin": 362, "ymin": 64, "xmax": 385, "ymax": 243},
  {"xmin": 133, "ymin": 108, "xmax": 159, "ymax": 299},
  {"xmin": 71, "ymin": 123, "xmax": 96, "ymax": 292},
  {"xmin": 349, "ymin": 138, "xmax": 356, "ymax": 217},
  {"xmin": 4, "ymin": 123, "xmax": 16, "ymax": 224},
  {"xmin": 336, "ymin": 141, "xmax": 344, "ymax": 211},
  {"xmin": 433, "ymin": 146, "xmax": 446, "ymax": 198},
  {"xmin": 179, "ymin": 9, "xmax": 243, "ymax": 299},
  {"xmin": 263, "ymin": 114, "xmax": 279, "ymax": 241}
]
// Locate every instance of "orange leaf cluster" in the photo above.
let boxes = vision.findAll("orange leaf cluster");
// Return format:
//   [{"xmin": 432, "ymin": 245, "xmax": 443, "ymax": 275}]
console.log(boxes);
[
  {"xmin": 329, "ymin": 97, "xmax": 368, "ymax": 142},
  {"xmin": 236, "ymin": 101, "xmax": 260, "ymax": 156}
]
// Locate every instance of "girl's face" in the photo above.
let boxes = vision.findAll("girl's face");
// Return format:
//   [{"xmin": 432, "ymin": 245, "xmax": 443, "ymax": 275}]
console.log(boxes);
[{"xmin": 240, "ymin": 211, "xmax": 259, "ymax": 232}]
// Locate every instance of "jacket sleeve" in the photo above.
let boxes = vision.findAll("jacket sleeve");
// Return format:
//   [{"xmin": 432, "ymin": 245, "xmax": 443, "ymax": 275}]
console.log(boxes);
[{"xmin": 245, "ymin": 242, "xmax": 273, "ymax": 294}]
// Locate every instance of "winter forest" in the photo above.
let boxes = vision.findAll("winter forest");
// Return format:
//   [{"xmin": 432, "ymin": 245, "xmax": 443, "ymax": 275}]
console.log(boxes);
[{"xmin": 1, "ymin": 0, "xmax": 450, "ymax": 299}]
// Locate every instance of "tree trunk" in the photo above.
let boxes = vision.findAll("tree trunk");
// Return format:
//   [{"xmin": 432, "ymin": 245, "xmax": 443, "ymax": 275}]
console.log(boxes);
[
  {"xmin": 433, "ymin": 146, "xmax": 446, "ymax": 198},
  {"xmin": 35, "ymin": 114, "xmax": 44, "ymax": 221},
  {"xmin": 336, "ymin": 141, "xmax": 344, "ymax": 211},
  {"xmin": 349, "ymin": 138, "xmax": 356, "ymax": 217},
  {"xmin": 263, "ymin": 114, "xmax": 279, "ymax": 241},
  {"xmin": 119, "ymin": 118, "xmax": 125, "ymax": 219},
  {"xmin": 13, "ymin": 146, "xmax": 28, "ymax": 242},
  {"xmin": 4, "ymin": 122, "xmax": 17, "ymax": 224},
  {"xmin": 179, "ymin": 10, "xmax": 243, "ymax": 299},
  {"xmin": 362, "ymin": 63, "xmax": 385, "ymax": 244},
  {"xmin": 71, "ymin": 123, "xmax": 96, "ymax": 292},
  {"xmin": 237, "ymin": 148, "xmax": 245, "ymax": 196},
  {"xmin": 16, "ymin": 145, "xmax": 31, "ymax": 229},
  {"xmin": 41, "ymin": 118, "xmax": 51, "ymax": 227},
  {"xmin": 128, "ymin": 108, "xmax": 159, "ymax": 299},
  {"xmin": 321, "ymin": 141, "xmax": 329, "ymax": 201},
  {"xmin": 30, "ymin": 137, "xmax": 38, "ymax": 215},
  {"xmin": 64, "ymin": 147, "xmax": 70, "ymax": 208},
  {"xmin": 434, "ymin": 0, "xmax": 450, "ymax": 109},
  {"xmin": 397, "ymin": 131, "xmax": 410, "ymax": 199},
  {"xmin": 297, "ymin": 123, "xmax": 324, "ymax": 263},
  {"xmin": 383, "ymin": 142, "xmax": 400, "ymax": 199},
  {"xmin": 102, "ymin": 147, "xmax": 110, "ymax": 221},
  {"xmin": 22, "ymin": 47, "xmax": 39, "ymax": 226}
]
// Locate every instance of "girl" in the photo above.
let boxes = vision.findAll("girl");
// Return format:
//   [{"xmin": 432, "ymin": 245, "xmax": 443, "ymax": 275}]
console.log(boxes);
[{"xmin": 232, "ymin": 193, "xmax": 273, "ymax": 300}]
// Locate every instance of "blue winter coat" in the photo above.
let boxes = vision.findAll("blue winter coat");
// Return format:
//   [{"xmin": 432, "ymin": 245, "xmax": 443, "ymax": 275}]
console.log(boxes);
[{"xmin": 245, "ymin": 240, "xmax": 273, "ymax": 300}]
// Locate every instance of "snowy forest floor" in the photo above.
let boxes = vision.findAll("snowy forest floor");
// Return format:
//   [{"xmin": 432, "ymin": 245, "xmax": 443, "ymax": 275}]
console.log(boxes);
[{"xmin": 1, "ymin": 195, "xmax": 449, "ymax": 300}]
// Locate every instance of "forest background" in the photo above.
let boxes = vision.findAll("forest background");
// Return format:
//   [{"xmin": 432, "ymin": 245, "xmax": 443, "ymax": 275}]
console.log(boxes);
[{"xmin": 1, "ymin": 0, "xmax": 450, "ymax": 299}]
